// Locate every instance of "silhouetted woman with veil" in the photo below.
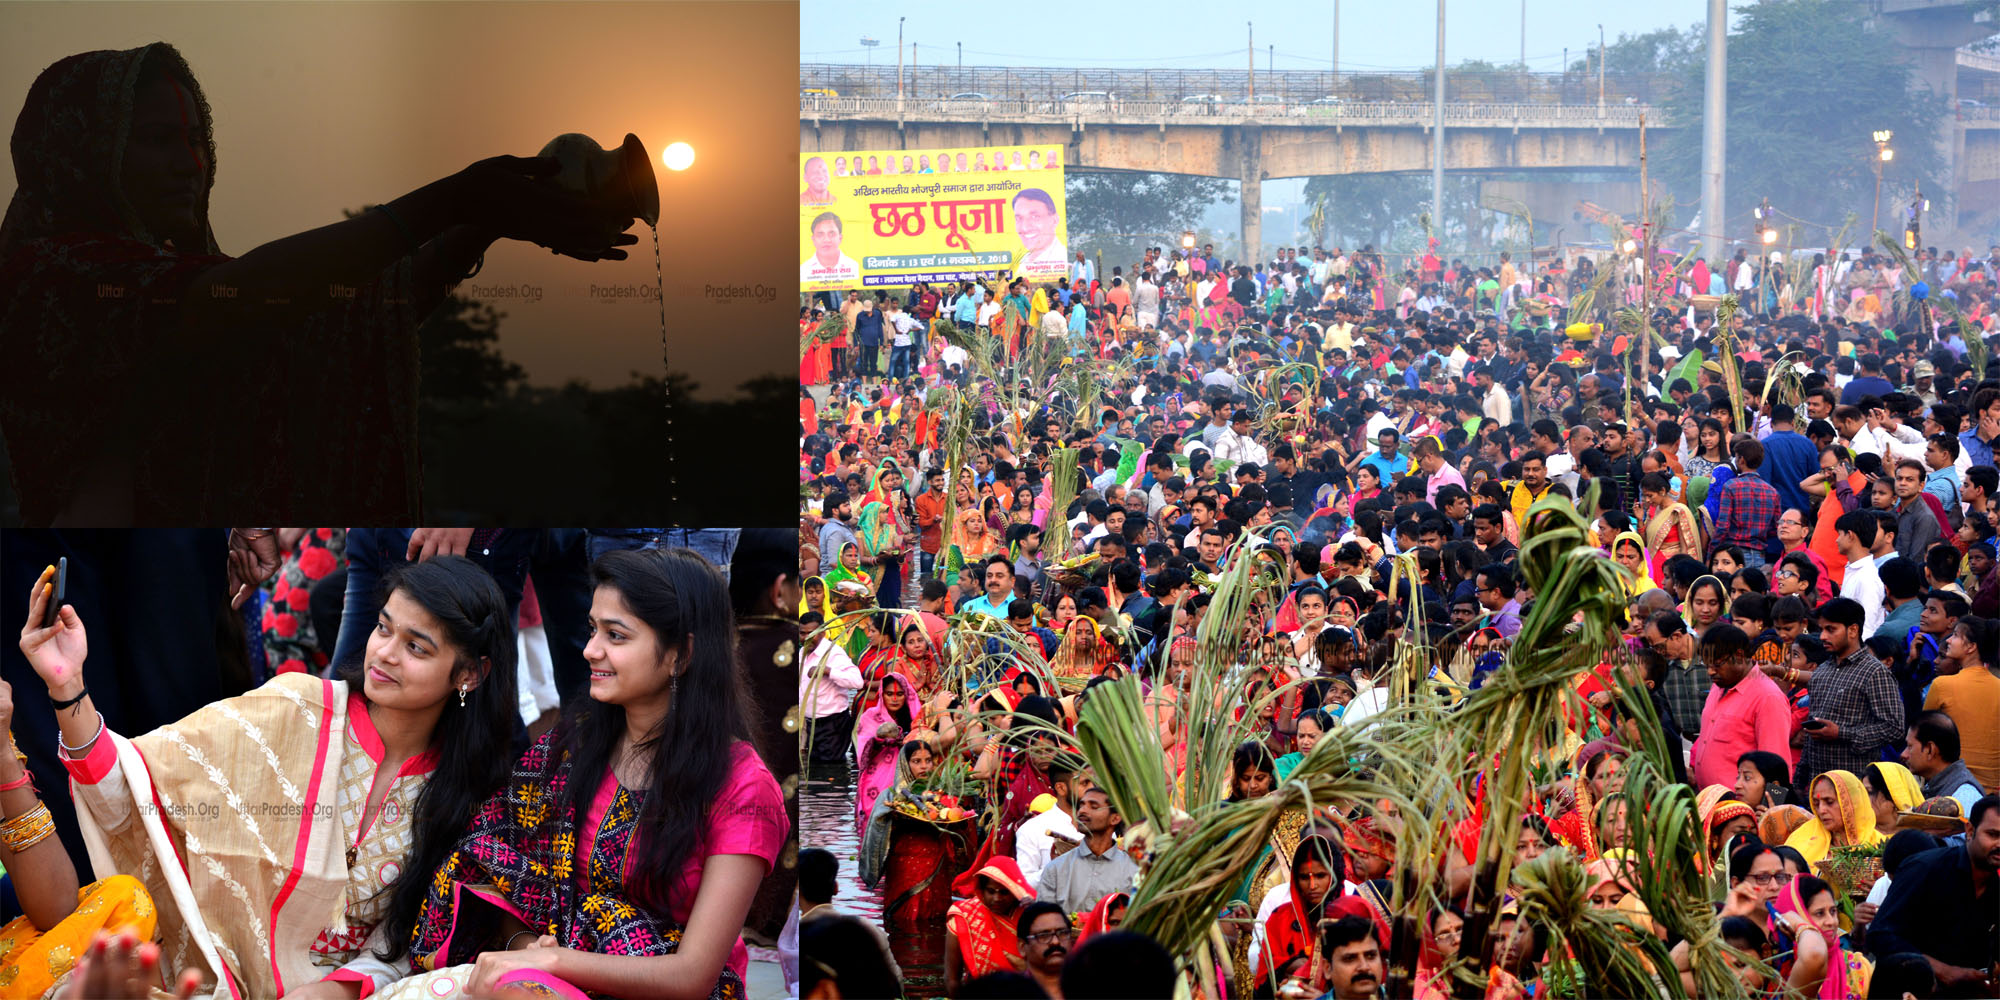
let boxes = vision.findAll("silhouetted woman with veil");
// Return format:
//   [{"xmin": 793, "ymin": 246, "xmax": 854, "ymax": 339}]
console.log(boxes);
[{"xmin": 0, "ymin": 42, "xmax": 636, "ymax": 524}]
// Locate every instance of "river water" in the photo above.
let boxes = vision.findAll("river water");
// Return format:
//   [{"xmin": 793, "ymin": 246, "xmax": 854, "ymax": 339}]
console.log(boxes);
[{"xmin": 802, "ymin": 762, "xmax": 947, "ymax": 997}]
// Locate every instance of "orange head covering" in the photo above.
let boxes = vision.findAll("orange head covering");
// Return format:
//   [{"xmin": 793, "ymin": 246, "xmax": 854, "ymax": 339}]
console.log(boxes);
[{"xmin": 1757, "ymin": 804, "xmax": 1812, "ymax": 848}]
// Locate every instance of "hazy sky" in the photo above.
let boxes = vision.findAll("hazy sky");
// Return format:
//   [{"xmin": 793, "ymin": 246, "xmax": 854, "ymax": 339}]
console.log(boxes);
[
  {"xmin": 2, "ymin": 1, "xmax": 794, "ymax": 398},
  {"xmin": 802, "ymin": 0, "xmax": 1714, "ymax": 74}
]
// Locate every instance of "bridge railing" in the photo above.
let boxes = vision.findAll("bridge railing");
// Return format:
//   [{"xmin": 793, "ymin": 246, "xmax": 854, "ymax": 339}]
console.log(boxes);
[
  {"xmin": 800, "ymin": 95, "xmax": 1653, "ymax": 128},
  {"xmin": 800, "ymin": 64, "xmax": 1681, "ymax": 105},
  {"xmin": 1958, "ymin": 104, "xmax": 2000, "ymax": 128}
]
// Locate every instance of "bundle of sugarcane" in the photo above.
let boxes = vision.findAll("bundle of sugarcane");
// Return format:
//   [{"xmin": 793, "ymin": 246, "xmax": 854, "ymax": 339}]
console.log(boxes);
[
  {"xmin": 1875, "ymin": 232, "xmax": 1988, "ymax": 375},
  {"xmin": 1046, "ymin": 446, "xmax": 1082, "ymax": 545},
  {"xmin": 802, "ymin": 310, "xmax": 844, "ymax": 361},
  {"xmin": 930, "ymin": 386, "xmax": 976, "ymax": 581},
  {"xmin": 1246, "ymin": 362, "xmax": 1321, "ymax": 443},
  {"xmin": 1709, "ymin": 294, "xmax": 1748, "ymax": 430},
  {"xmin": 1760, "ymin": 351, "xmax": 1811, "ymax": 413},
  {"xmin": 1964, "ymin": 313, "xmax": 1989, "ymax": 384}
]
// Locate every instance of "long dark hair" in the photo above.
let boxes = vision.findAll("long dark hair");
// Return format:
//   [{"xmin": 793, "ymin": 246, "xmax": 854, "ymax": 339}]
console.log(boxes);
[
  {"xmin": 560, "ymin": 548, "xmax": 753, "ymax": 914},
  {"xmin": 352, "ymin": 556, "xmax": 520, "ymax": 961}
]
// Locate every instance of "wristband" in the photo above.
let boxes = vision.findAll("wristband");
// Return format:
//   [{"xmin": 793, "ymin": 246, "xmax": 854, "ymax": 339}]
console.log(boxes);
[
  {"xmin": 51, "ymin": 687, "xmax": 88, "ymax": 712},
  {"xmin": 0, "ymin": 772, "xmax": 33, "ymax": 793}
]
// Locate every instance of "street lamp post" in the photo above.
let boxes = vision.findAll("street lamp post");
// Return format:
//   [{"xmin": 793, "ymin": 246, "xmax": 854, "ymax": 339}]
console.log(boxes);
[
  {"xmin": 897, "ymin": 17, "xmax": 906, "ymax": 105},
  {"xmin": 1754, "ymin": 198, "xmax": 1777, "ymax": 313},
  {"xmin": 860, "ymin": 35, "xmax": 878, "ymax": 68},
  {"xmin": 1597, "ymin": 23, "xmax": 1605, "ymax": 112},
  {"xmin": 1873, "ymin": 130, "xmax": 1895, "ymax": 235}
]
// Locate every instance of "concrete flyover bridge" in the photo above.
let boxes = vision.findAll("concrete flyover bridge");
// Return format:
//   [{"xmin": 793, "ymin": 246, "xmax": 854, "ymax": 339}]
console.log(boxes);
[{"xmin": 800, "ymin": 93, "xmax": 1665, "ymax": 260}]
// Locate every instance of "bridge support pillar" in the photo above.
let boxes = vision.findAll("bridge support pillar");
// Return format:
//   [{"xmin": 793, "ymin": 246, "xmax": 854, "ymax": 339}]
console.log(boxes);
[
  {"xmin": 1878, "ymin": 4, "xmax": 1994, "ymax": 239},
  {"xmin": 1239, "ymin": 125, "xmax": 1262, "ymax": 266}
]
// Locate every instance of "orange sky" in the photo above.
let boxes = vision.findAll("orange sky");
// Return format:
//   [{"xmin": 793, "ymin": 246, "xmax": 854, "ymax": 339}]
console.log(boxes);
[{"xmin": 0, "ymin": 1, "xmax": 795, "ymax": 398}]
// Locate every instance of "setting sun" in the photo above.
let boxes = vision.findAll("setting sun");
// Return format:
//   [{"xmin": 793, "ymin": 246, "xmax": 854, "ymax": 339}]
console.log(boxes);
[{"xmin": 662, "ymin": 141, "xmax": 695, "ymax": 171}]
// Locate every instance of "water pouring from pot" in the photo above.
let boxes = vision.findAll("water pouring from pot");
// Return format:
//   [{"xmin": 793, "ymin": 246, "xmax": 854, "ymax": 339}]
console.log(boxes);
[{"xmin": 536, "ymin": 132, "xmax": 661, "ymax": 261}]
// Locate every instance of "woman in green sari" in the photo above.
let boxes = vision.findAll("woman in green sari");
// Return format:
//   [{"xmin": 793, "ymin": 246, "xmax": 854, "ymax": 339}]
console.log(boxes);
[{"xmin": 821, "ymin": 543, "xmax": 874, "ymax": 658}]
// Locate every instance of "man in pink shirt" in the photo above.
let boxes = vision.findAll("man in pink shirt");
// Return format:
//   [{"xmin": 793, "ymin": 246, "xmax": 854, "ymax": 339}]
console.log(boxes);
[
  {"xmin": 1414, "ymin": 437, "xmax": 1465, "ymax": 508},
  {"xmin": 1690, "ymin": 622, "xmax": 1796, "ymax": 788}
]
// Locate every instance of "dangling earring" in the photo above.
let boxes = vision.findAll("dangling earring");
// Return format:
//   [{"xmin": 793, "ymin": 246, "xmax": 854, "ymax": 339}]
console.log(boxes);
[
  {"xmin": 458, "ymin": 684, "xmax": 468, "ymax": 708},
  {"xmin": 670, "ymin": 672, "xmax": 680, "ymax": 701}
]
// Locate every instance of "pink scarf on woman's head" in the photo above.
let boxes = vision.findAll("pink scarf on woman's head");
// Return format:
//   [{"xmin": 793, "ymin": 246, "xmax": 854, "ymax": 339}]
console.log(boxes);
[
  {"xmin": 1774, "ymin": 877, "xmax": 1861, "ymax": 1000},
  {"xmin": 854, "ymin": 671, "xmax": 917, "ymax": 828}
]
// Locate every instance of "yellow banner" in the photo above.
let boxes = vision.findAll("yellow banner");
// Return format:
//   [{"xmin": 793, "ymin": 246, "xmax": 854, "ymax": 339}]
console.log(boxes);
[{"xmin": 799, "ymin": 144, "xmax": 1068, "ymax": 292}]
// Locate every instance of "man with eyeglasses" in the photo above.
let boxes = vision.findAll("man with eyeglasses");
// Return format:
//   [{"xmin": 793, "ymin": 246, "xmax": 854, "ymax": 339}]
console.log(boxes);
[
  {"xmin": 1015, "ymin": 901, "xmax": 1075, "ymax": 998},
  {"xmin": 1774, "ymin": 508, "xmax": 1833, "ymax": 604},
  {"xmin": 1644, "ymin": 611, "xmax": 1709, "ymax": 745},
  {"xmin": 1475, "ymin": 563, "xmax": 1523, "ymax": 639}
]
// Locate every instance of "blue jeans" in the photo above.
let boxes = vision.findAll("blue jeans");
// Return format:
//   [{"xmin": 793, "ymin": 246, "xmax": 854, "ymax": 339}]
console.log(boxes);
[
  {"xmin": 889, "ymin": 344, "xmax": 914, "ymax": 378},
  {"xmin": 586, "ymin": 529, "xmax": 741, "ymax": 577}
]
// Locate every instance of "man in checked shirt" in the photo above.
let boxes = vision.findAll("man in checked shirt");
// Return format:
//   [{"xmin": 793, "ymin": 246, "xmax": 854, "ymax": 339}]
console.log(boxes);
[{"xmin": 1800, "ymin": 596, "xmax": 1907, "ymax": 786}]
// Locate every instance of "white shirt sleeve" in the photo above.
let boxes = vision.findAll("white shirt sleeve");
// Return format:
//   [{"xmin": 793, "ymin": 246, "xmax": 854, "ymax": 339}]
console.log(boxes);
[
  {"xmin": 64, "ymin": 749, "xmax": 135, "ymax": 833},
  {"xmin": 1016, "ymin": 811, "xmax": 1053, "ymax": 886}
]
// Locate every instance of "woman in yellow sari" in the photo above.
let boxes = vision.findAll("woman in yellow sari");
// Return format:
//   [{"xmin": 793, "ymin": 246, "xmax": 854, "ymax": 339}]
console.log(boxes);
[
  {"xmin": 1610, "ymin": 532, "xmax": 1657, "ymax": 597},
  {"xmin": 950, "ymin": 508, "xmax": 1001, "ymax": 564},
  {"xmin": 1640, "ymin": 472, "xmax": 1703, "ymax": 574},
  {"xmin": 0, "ymin": 691, "xmax": 156, "ymax": 998},
  {"xmin": 1049, "ymin": 617, "xmax": 1116, "ymax": 682},
  {"xmin": 1863, "ymin": 762, "xmax": 1924, "ymax": 839},
  {"xmin": 1784, "ymin": 770, "xmax": 1887, "ymax": 868}
]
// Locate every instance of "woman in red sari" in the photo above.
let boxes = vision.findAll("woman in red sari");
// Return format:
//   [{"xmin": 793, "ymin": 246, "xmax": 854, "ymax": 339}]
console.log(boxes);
[
  {"xmin": 859, "ymin": 737, "xmax": 974, "ymax": 928},
  {"xmin": 943, "ymin": 859, "xmax": 1032, "ymax": 994},
  {"xmin": 1075, "ymin": 891, "xmax": 1130, "ymax": 945},
  {"xmin": 0, "ymin": 42, "xmax": 632, "ymax": 524},
  {"xmin": 800, "ymin": 309, "xmax": 833, "ymax": 386},
  {"xmin": 1254, "ymin": 835, "xmax": 1344, "ymax": 987},
  {"xmin": 888, "ymin": 619, "xmax": 942, "ymax": 699}
]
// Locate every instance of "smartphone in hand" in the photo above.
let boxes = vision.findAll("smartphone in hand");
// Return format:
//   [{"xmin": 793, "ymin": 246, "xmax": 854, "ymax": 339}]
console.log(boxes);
[{"xmin": 43, "ymin": 557, "xmax": 66, "ymax": 629}]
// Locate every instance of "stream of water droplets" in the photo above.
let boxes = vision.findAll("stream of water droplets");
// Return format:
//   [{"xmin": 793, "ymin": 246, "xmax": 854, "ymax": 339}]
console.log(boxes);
[{"xmin": 653, "ymin": 224, "xmax": 676, "ymax": 513}]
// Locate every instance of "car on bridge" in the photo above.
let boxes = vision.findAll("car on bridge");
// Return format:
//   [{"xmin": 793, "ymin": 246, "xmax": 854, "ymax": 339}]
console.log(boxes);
[
  {"xmin": 1224, "ymin": 93, "xmax": 1291, "ymax": 115},
  {"xmin": 1040, "ymin": 91, "xmax": 1114, "ymax": 113},
  {"xmin": 934, "ymin": 92, "xmax": 995, "ymax": 114},
  {"xmin": 1177, "ymin": 93, "xmax": 1224, "ymax": 114}
]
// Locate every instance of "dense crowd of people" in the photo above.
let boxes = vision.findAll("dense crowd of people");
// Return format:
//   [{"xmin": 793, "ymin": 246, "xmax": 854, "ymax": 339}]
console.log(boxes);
[{"xmin": 799, "ymin": 237, "xmax": 2000, "ymax": 999}]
